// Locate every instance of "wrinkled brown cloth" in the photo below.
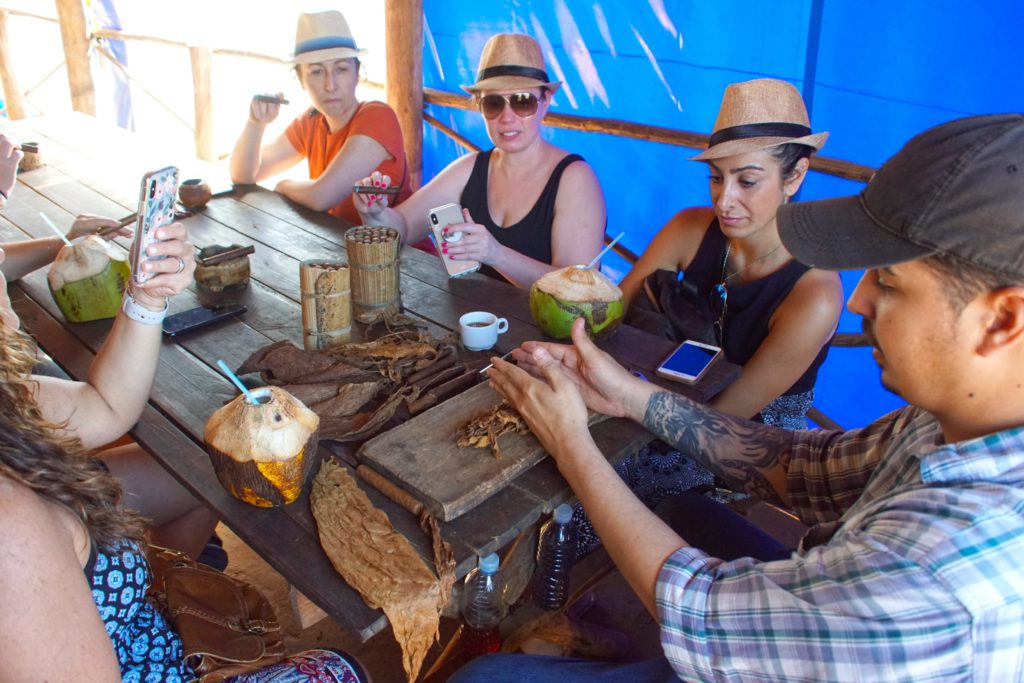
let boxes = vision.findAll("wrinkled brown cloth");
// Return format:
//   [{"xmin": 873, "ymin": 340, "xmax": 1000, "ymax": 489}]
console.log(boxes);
[{"xmin": 311, "ymin": 461, "xmax": 452, "ymax": 683}]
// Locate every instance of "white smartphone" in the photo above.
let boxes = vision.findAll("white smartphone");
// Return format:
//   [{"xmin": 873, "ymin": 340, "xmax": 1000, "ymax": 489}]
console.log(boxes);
[
  {"xmin": 655, "ymin": 340, "xmax": 723, "ymax": 384},
  {"xmin": 130, "ymin": 166, "xmax": 179, "ymax": 284},
  {"xmin": 428, "ymin": 203, "xmax": 481, "ymax": 278}
]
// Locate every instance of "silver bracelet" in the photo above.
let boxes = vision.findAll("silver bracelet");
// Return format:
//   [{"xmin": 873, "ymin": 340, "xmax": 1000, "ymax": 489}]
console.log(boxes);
[{"xmin": 121, "ymin": 292, "xmax": 168, "ymax": 325}]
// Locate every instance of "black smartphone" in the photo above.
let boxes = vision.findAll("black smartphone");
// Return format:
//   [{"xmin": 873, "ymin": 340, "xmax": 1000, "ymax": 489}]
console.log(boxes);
[{"xmin": 162, "ymin": 304, "xmax": 247, "ymax": 337}]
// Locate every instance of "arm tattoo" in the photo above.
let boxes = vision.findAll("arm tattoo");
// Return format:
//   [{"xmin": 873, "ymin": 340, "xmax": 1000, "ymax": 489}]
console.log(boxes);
[{"xmin": 643, "ymin": 391, "xmax": 794, "ymax": 506}]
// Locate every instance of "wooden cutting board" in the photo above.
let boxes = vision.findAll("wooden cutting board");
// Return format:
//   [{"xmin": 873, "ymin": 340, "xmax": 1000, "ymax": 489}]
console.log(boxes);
[{"xmin": 357, "ymin": 381, "xmax": 557, "ymax": 521}]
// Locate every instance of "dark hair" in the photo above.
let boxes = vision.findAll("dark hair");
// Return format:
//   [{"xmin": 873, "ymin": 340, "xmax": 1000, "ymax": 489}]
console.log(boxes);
[
  {"xmin": 770, "ymin": 143, "xmax": 815, "ymax": 181},
  {"xmin": 922, "ymin": 251, "xmax": 1022, "ymax": 313}
]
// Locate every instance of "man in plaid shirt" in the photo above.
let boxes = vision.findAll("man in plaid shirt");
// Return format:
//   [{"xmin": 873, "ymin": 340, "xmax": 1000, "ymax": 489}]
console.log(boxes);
[{"xmin": 453, "ymin": 114, "xmax": 1024, "ymax": 682}]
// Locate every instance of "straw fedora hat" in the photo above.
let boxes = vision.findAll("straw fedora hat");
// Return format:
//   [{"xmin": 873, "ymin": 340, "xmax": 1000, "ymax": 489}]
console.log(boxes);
[
  {"xmin": 291, "ymin": 10, "xmax": 367, "ymax": 64},
  {"xmin": 462, "ymin": 34, "xmax": 561, "ymax": 94},
  {"xmin": 690, "ymin": 79, "xmax": 828, "ymax": 160}
]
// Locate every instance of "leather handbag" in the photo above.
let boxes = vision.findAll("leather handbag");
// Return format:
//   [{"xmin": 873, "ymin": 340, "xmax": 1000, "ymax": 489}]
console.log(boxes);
[{"xmin": 148, "ymin": 546, "xmax": 287, "ymax": 683}]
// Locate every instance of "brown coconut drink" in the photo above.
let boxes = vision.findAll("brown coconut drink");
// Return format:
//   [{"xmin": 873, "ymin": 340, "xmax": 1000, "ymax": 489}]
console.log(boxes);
[{"xmin": 204, "ymin": 386, "xmax": 320, "ymax": 507}]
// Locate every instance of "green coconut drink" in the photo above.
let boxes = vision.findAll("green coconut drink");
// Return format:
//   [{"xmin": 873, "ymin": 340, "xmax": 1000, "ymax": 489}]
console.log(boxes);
[
  {"xmin": 529, "ymin": 265, "xmax": 624, "ymax": 340},
  {"xmin": 48, "ymin": 236, "xmax": 130, "ymax": 322}
]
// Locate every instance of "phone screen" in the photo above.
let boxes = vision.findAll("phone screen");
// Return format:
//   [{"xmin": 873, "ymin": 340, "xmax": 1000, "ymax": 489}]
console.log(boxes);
[
  {"xmin": 162, "ymin": 305, "xmax": 246, "ymax": 337},
  {"xmin": 659, "ymin": 342, "xmax": 720, "ymax": 380}
]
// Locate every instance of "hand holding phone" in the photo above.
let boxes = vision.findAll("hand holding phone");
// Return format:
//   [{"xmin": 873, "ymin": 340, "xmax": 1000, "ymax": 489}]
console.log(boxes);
[
  {"xmin": 655, "ymin": 340, "xmax": 723, "ymax": 384},
  {"xmin": 428, "ymin": 203, "xmax": 481, "ymax": 278},
  {"xmin": 162, "ymin": 304, "xmax": 247, "ymax": 337},
  {"xmin": 130, "ymin": 166, "xmax": 179, "ymax": 284}
]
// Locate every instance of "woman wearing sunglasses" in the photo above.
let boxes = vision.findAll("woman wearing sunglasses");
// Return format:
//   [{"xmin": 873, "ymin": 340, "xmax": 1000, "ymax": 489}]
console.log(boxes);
[
  {"xmin": 355, "ymin": 33, "xmax": 606, "ymax": 288},
  {"xmin": 230, "ymin": 10, "xmax": 412, "ymax": 225}
]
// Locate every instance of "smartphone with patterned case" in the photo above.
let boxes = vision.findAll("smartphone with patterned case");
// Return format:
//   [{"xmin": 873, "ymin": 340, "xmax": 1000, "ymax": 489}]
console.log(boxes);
[
  {"xmin": 130, "ymin": 166, "xmax": 179, "ymax": 284},
  {"xmin": 428, "ymin": 203, "xmax": 481, "ymax": 278}
]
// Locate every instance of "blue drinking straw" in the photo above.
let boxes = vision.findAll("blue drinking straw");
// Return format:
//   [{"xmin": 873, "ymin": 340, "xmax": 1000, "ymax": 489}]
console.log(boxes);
[
  {"xmin": 216, "ymin": 359, "xmax": 258, "ymax": 404},
  {"xmin": 585, "ymin": 231, "xmax": 625, "ymax": 270}
]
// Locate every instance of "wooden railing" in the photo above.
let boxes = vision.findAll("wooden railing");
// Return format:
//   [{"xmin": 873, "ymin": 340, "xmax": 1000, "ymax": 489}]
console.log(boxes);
[{"xmin": 1, "ymin": 3, "xmax": 874, "ymax": 188}]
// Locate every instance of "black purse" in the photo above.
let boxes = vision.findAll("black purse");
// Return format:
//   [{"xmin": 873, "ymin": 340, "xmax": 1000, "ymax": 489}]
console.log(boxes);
[{"xmin": 626, "ymin": 269, "xmax": 718, "ymax": 346}]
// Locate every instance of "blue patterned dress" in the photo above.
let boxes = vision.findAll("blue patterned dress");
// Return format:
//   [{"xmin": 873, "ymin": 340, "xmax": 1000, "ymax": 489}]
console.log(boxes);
[{"xmin": 87, "ymin": 541, "xmax": 193, "ymax": 682}]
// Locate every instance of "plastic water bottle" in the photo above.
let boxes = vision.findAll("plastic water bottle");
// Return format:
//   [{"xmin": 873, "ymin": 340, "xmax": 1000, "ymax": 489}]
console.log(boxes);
[
  {"xmin": 533, "ymin": 504, "xmax": 577, "ymax": 609},
  {"xmin": 461, "ymin": 552, "xmax": 504, "ymax": 658}
]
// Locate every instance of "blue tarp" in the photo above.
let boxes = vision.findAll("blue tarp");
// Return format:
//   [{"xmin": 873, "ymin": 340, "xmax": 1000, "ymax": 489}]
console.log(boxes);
[{"xmin": 420, "ymin": 0, "xmax": 1024, "ymax": 429}]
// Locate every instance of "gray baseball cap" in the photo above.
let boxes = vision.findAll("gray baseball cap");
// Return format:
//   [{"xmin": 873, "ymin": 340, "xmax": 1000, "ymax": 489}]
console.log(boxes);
[{"xmin": 778, "ymin": 113, "xmax": 1024, "ymax": 279}]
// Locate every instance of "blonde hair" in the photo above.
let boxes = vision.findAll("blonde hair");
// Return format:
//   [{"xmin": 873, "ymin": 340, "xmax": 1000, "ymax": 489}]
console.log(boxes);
[{"xmin": 0, "ymin": 320, "xmax": 145, "ymax": 547}]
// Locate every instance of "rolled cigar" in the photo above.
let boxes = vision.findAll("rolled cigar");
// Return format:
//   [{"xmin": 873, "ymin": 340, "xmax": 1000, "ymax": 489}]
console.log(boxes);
[
  {"xmin": 197, "ymin": 244, "xmax": 255, "ymax": 267},
  {"xmin": 406, "ymin": 349, "xmax": 456, "ymax": 385},
  {"xmin": 357, "ymin": 465, "xmax": 424, "ymax": 516},
  {"xmin": 254, "ymin": 94, "xmax": 289, "ymax": 105},
  {"xmin": 409, "ymin": 370, "xmax": 479, "ymax": 415},
  {"xmin": 18, "ymin": 142, "xmax": 39, "ymax": 154},
  {"xmin": 351, "ymin": 185, "xmax": 401, "ymax": 195},
  {"xmin": 414, "ymin": 365, "xmax": 465, "ymax": 393},
  {"xmin": 116, "ymin": 213, "xmax": 138, "ymax": 228}
]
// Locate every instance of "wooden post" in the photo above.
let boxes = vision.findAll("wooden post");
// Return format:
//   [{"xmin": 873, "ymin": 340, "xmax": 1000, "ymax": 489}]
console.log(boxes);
[
  {"xmin": 189, "ymin": 45, "xmax": 215, "ymax": 161},
  {"xmin": 0, "ymin": 11, "xmax": 28, "ymax": 119},
  {"xmin": 54, "ymin": 0, "xmax": 95, "ymax": 116},
  {"xmin": 385, "ymin": 0, "xmax": 423, "ymax": 190}
]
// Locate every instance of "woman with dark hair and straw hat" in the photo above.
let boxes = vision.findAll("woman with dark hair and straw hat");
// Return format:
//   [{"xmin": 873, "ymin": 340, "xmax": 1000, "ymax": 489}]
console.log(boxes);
[
  {"xmin": 623, "ymin": 78, "xmax": 843, "ymax": 427},
  {"xmin": 354, "ymin": 33, "xmax": 606, "ymax": 288},
  {"xmin": 230, "ymin": 9, "xmax": 411, "ymax": 225},
  {"xmin": 568, "ymin": 79, "xmax": 844, "ymax": 557}
]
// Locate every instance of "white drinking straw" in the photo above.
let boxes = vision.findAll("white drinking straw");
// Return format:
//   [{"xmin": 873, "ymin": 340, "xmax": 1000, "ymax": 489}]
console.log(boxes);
[
  {"xmin": 39, "ymin": 212, "xmax": 73, "ymax": 247},
  {"xmin": 217, "ymin": 359, "xmax": 258, "ymax": 404},
  {"xmin": 585, "ymin": 231, "xmax": 625, "ymax": 270}
]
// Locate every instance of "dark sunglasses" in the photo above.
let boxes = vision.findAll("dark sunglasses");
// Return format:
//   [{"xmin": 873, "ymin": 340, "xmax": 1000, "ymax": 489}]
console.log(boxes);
[{"xmin": 478, "ymin": 92, "xmax": 540, "ymax": 120}]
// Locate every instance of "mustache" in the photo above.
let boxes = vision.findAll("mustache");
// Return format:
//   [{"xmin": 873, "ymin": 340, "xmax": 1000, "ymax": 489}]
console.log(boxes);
[{"xmin": 861, "ymin": 318, "xmax": 878, "ymax": 348}]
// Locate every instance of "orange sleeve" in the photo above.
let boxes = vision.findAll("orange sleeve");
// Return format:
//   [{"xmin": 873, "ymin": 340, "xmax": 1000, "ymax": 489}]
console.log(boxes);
[
  {"xmin": 284, "ymin": 110, "xmax": 316, "ymax": 156},
  {"xmin": 348, "ymin": 101, "xmax": 405, "ymax": 162}
]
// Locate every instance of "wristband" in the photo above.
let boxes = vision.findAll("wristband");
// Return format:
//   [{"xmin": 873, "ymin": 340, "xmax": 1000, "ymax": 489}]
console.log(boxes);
[{"xmin": 121, "ymin": 292, "xmax": 168, "ymax": 325}]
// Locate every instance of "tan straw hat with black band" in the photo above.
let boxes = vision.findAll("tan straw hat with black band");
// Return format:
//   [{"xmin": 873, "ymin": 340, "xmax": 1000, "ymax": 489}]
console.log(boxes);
[
  {"xmin": 462, "ymin": 34, "xmax": 561, "ymax": 94},
  {"xmin": 291, "ymin": 10, "xmax": 367, "ymax": 64},
  {"xmin": 691, "ymin": 79, "xmax": 828, "ymax": 160}
]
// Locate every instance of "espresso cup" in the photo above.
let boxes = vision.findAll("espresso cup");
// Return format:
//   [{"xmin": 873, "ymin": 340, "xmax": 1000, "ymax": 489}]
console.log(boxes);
[{"xmin": 459, "ymin": 311, "xmax": 509, "ymax": 351}]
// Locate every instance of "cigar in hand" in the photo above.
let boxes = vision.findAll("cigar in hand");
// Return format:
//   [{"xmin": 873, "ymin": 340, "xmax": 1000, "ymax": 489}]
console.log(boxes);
[
  {"xmin": 352, "ymin": 185, "xmax": 401, "ymax": 196},
  {"xmin": 253, "ymin": 94, "xmax": 289, "ymax": 105}
]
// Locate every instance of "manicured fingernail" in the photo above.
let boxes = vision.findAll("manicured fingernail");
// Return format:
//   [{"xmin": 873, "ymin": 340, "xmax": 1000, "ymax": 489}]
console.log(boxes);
[
  {"xmin": 374, "ymin": 180, "xmax": 380, "ymax": 187},
  {"xmin": 442, "ymin": 244, "xmax": 448, "ymax": 253}
]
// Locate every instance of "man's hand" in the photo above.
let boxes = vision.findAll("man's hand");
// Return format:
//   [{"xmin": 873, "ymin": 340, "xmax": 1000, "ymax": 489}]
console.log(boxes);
[
  {"xmin": 511, "ymin": 317, "xmax": 653, "ymax": 421},
  {"xmin": 487, "ymin": 345, "xmax": 592, "ymax": 464}
]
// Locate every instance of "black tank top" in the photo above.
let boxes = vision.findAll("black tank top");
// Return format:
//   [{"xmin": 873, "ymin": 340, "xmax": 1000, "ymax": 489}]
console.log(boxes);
[
  {"xmin": 460, "ymin": 150, "xmax": 584, "ymax": 282},
  {"xmin": 686, "ymin": 219, "xmax": 829, "ymax": 395}
]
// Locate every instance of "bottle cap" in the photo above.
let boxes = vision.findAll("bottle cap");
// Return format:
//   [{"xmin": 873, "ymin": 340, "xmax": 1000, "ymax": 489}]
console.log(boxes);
[
  {"xmin": 553, "ymin": 503, "xmax": 573, "ymax": 524},
  {"xmin": 479, "ymin": 552, "xmax": 500, "ymax": 573}
]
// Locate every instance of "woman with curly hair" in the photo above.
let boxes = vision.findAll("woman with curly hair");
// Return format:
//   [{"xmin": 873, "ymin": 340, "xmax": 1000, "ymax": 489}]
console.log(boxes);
[{"xmin": 0, "ymin": 319, "xmax": 370, "ymax": 680}]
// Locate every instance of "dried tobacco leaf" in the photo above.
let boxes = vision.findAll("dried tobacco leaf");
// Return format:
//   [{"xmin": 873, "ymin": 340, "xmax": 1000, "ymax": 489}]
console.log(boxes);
[
  {"xmin": 301, "ymin": 381, "xmax": 388, "ymax": 418},
  {"xmin": 319, "ymin": 385, "xmax": 420, "ymax": 442},
  {"xmin": 456, "ymin": 402, "xmax": 528, "ymax": 459},
  {"xmin": 311, "ymin": 461, "xmax": 441, "ymax": 683},
  {"xmin": 419, "ymin": 510, "xmax": 455, "ymax": 612},
  {"xmin": 237, "ymin": 341, "xmax": 380, "ymax": 385}
]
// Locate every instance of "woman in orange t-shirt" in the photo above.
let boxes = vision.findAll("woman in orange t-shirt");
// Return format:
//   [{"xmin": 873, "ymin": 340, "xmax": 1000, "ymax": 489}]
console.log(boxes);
[{"xmin": 229, "ymin": 10, "xmax": 411, "ymax": 224}]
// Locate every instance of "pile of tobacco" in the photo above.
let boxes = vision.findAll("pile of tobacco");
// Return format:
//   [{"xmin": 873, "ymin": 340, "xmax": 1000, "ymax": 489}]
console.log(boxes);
[
  {"xmin": 456, "ymin": 402, "xmax": 528, "ymax": 459},
  {"xmin": 236, "ymin": 325, "xmax": 479, "ymax": 442}
]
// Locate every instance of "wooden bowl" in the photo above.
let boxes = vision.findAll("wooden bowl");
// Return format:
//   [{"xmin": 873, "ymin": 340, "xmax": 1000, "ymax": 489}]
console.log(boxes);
[{"xmin": 179, "ymin": 178, "xmax": 212, "ymax": 210}]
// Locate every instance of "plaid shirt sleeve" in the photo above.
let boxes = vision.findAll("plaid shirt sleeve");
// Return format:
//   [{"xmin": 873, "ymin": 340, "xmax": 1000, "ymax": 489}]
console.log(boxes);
[
  {"xmin": 656, "ymin": 533, "xmax": 975, "ymax": 682},
  {"xmin": 784, "ymin": 406, "xmax": 922, "ymax": 526}
]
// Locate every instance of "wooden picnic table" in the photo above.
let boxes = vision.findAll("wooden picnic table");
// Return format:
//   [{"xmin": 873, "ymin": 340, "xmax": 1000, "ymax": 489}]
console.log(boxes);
[{"xmin": 2, "ymin": 113, "xmax": 737, "ymax": 641}]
